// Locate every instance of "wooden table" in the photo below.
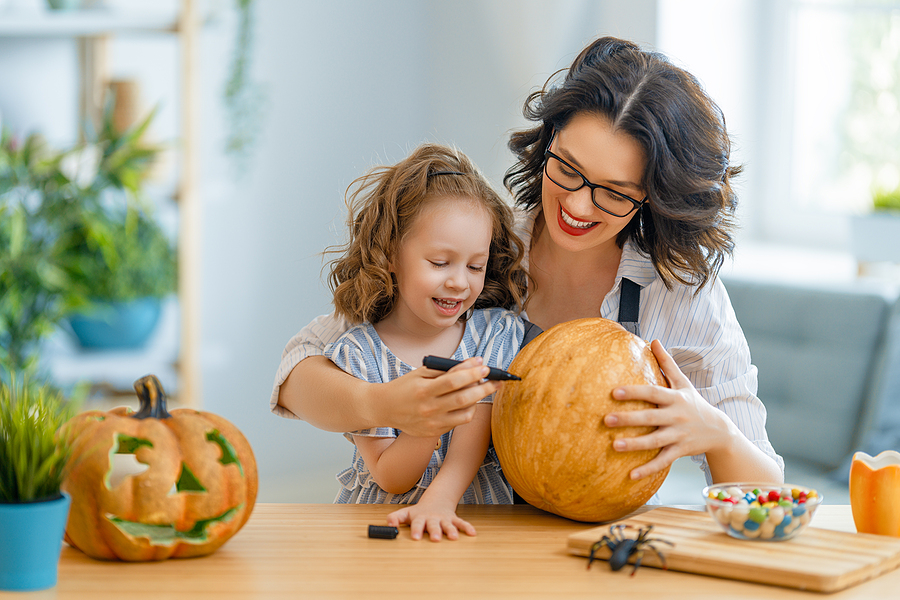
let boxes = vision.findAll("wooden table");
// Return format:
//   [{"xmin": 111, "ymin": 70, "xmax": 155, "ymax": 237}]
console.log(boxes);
[{"xmin": 3, "ymin": 504, "xmax": 898, "ymax": 599}]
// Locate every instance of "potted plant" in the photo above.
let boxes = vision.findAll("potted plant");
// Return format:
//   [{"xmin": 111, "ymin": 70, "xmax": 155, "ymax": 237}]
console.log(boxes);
[
  {"xmin": 1, "ymin": 92, "xmax": 169, "ymax": 364},
  {"xmin": 850, "ymin": 186, "xmax": 900, "ymax": 269},
  {"xmin": 0, "ymin": 376, "xmax": 77, "ymax": 591},
  {"xmin": 0, "ymin": 130, "xmax": 92, "ymax": 378},
  {"xmin": 66, "ymin": 206, "xmax": 177, "ymax": 349},
  {"xmin": 61, "ymin": 95, "xmax": 173, "ymax": 350}
]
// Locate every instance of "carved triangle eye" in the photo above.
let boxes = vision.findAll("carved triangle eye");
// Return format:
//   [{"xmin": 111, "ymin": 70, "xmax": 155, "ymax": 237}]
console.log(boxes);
[{"xmin": 176, "ymin": 463, "xmax": 207, "ymax": 493}]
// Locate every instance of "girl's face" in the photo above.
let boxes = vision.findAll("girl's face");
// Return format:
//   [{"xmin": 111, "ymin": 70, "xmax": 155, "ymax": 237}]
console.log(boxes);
[
  {"xmin": 540, "ymin": 111, "xmax": 646, "ymax": 254},
  {"xmin": 388, "ymin": 197, "xmax": 492, "ymax": 335}
]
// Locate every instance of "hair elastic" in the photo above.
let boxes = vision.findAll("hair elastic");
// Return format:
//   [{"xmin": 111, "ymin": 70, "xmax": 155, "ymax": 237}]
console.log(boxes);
[{"xmin": 428, "ymin": 170, "xmax": 466, "ymax": 177}]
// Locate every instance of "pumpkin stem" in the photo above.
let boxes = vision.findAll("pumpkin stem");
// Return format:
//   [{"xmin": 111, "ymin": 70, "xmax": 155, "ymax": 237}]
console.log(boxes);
[{"xmin": 132, "ymin": 375, "xmax": 172, "ymax": 419}]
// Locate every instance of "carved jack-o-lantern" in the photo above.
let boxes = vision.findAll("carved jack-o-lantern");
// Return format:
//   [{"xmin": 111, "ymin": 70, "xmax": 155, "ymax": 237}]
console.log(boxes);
[{"xmin": 60, "ymin": 375, "xmax": 258, "ymax": 561}]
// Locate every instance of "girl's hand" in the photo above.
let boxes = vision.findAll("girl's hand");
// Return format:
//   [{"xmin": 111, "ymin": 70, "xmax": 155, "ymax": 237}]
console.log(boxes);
[
  {"xmin": 603, "ymin": 339, "xmax": 732, "ymax": 480},
  {"xmin": 374, "ymin": 357, "xmax": 500, "ymax": 438},
  {"xmin": 385, "ymin": 498, "xmax": 476, "ymax": 542}
]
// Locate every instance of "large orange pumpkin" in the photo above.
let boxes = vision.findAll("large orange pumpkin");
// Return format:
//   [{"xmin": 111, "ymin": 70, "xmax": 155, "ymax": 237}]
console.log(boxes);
[
  {"xmin": 492, "ymin": 318, "xmax": 670, "ymax": 522},
  {"xmin": 60, "ymin": 375, "xmax": 258, "ymax": 560}
]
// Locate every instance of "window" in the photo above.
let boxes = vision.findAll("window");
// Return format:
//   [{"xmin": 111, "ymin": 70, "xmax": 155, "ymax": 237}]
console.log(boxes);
[{"xmin": 658, "ymin": 0, "xmax": 900, "ymax": 250}]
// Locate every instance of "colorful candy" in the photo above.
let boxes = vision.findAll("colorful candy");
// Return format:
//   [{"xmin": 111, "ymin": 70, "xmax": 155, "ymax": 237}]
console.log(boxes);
[{"xmin": 704, "ymin": 486, "xmax": 819, "ymax": 541}]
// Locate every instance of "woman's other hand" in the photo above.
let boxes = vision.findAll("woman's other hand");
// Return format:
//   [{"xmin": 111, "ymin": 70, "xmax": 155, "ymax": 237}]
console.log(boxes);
[{"xmin": 603, "ymin": 340, "xmax": 779, "ymax": 483}]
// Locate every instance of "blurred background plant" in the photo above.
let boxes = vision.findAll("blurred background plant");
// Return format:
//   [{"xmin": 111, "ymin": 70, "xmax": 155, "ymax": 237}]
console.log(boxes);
[
  {"xmin": 873, "ymin": 186, "xmax": 900, "ymax": 212},
  {"xmin": 223, "ymin": 0, "xmax": 265, "ymax": 177},
  {"xmin": 0, "ymin": 95, "xmax": 171, "ymax": 380}
]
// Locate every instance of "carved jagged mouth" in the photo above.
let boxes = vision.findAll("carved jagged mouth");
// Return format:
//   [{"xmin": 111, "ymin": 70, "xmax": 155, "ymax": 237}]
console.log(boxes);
[{"xmin": 106, "ymin": 506, "xmax": 240, "ymax": 546}]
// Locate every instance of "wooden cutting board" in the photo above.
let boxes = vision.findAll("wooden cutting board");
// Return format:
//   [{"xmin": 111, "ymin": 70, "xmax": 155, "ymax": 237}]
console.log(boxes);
[{"xmin": 567, "ymin": 507, "xmax": 900, "ymax": 593}]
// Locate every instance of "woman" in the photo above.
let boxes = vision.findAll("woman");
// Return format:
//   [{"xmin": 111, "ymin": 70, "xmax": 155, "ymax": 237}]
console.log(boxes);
[{"xmin": 272, "ymin": 36, "xmax": 784, "ymax": 487}]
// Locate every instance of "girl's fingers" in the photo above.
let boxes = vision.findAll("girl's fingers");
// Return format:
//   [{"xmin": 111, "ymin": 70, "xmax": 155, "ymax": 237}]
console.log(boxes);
[
  {"xmin": 454, "ymin": 517, "xmax": 477, "ymax": 537},
  {"xmin": 385, "ymin": 508, "xmax": 409, "ymax": 528}
]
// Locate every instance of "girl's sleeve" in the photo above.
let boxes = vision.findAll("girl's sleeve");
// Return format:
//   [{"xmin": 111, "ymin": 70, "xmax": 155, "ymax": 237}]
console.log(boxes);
[
  {"xmin": 269, "ymin": 311, "xmax": 352, "ymax": 419},
  {"xmin": 472, "ymin": 308, "xmax": 526, "ymax": 404}
]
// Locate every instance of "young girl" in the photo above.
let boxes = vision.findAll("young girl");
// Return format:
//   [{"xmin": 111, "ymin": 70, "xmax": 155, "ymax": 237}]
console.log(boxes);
[{"xmin": 324, "ymin": 143, "xmax": 528, "ymax": 541}]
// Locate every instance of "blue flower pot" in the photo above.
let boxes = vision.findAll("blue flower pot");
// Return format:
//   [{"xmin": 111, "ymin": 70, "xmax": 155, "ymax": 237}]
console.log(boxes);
[
  {"xmin": 68, "ymin": 298, "xmax": 162, "ymax": 349},
  {"xmin": 0, "ymin": 493, "xmax": 71, "ymax": 591}
]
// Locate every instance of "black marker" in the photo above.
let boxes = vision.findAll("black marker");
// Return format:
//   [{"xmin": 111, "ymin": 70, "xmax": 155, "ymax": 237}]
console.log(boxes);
[{"xmin": 422, "ymin": 355, "xmax": 521, "ymax": 381}]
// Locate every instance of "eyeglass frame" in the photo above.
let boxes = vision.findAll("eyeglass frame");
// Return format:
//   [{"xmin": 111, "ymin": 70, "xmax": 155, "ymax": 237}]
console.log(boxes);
[{"xmin": 543, "ymin": 132, "xmax": 647, "ymax": 218}]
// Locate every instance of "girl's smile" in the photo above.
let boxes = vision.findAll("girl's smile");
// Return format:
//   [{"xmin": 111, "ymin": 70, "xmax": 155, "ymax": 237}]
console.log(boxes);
[{"xmin": 433, "ymin": 297, "xmax": 464, "ymax": 316}]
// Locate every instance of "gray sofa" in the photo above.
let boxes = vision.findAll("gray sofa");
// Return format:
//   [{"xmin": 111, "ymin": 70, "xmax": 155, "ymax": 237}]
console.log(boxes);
[{"xmin": 721, "ymin": 276, "xmax": 900, "ymax": 473}]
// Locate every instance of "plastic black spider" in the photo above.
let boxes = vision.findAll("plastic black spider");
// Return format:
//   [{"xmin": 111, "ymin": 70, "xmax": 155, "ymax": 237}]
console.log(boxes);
[{"xmin": 586, "ymin": 524, "xmax": 674, "ymax": 576}]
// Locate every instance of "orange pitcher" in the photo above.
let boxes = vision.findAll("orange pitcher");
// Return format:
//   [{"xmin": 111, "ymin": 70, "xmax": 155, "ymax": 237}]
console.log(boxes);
[{"xmin": 850, "ymin": 450, "xmax": 900, "ymax": 536}]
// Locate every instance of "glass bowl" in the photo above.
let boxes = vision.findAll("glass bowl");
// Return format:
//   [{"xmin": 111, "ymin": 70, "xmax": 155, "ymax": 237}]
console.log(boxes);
[{"xmin": 702, "ymin": 482, "xmax": 822, "ymax": 541}]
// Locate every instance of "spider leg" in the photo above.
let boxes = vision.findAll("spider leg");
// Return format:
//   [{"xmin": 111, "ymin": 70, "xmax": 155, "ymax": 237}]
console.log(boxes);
[
  {"xmin": 630, "ymin": 548, "xmax": 645, "ymax": 577},
  {"xmin": 586, "ymin": 536, "xmax": 614, "ymax": 570},
  {"xmin": 645, "ymin": 540, "xmax": 675, "ymax": 571}
]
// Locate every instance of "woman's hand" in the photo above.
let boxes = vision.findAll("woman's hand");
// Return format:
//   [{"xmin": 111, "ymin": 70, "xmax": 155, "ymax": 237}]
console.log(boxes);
[
  {"xmin": 603, "ymin": 339, "xmax": 734, "ymax": 480},
  {"xmin": 604, "ymin": 340, "xmax": 782, "ymax": 483},
  {"xmin": 373, "ymin": 357, "xmax": 500, "ymax": 438},
  {"xmin": 385, "ymin": 497, "xmax": 476, "ymax": 541}
]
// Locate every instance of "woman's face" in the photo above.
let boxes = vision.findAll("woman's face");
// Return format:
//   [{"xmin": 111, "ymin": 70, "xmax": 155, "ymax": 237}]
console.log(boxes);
[{"xmin": 540, "ymin": 111, "xmax": 646, "ymax": 255}]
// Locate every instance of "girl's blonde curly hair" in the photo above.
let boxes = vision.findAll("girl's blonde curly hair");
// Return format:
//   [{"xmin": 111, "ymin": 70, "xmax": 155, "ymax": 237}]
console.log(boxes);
[{"xmin": 327, "ymin": 143, "xmax": 528, "ymax": 325}]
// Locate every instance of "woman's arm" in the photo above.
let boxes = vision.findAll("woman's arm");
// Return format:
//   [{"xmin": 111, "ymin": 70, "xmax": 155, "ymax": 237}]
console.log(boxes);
[
  {"xmin": 385, "ymin": 403, "xmax": 493, "ymax": 541},
  {"xmin": 352, "ymin": 432, "xmax": 441, "ymax": 494},
  {"xmin": 605, "ymin": 340, "xmax": 784, "ymax": 483},
  {"xmin": 278, "ymin": 356, "xmax": 501, "ymax": 436}
]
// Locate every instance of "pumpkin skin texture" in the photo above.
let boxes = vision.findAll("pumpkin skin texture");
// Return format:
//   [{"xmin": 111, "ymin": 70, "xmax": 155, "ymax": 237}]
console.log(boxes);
[
  {"xmin": 60, "ymin": 375, "xmax": 258, "ymax": 561},
  {"xmin": 492, "ymin": 318, "xmax": 670, "ymax": 522}
]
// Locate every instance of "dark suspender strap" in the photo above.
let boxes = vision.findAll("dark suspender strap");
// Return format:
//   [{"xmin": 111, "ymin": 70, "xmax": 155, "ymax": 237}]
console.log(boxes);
[
  {"xmin": 618, "ymin": 278, "xmax": 641, "ymax": 337},
  {"xmin": 521, "ymin": 319, "xmax": 543, "ymax": 348}
]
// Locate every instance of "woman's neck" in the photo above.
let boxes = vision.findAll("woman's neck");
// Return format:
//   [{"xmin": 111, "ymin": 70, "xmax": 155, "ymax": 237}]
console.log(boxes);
[{"xmin": 526, "ymin": 216, "xmax": 622, "ymax": 330}]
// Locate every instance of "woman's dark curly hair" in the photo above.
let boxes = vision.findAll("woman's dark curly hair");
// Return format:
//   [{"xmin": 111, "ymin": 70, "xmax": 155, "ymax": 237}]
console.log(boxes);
[
  {"xmin": 504, "ymin": 36, "xmax": 742, "ymax": 290},
  {"xmin": 327, "ymin": 143, "xmax": 528, "ymax": 324}
]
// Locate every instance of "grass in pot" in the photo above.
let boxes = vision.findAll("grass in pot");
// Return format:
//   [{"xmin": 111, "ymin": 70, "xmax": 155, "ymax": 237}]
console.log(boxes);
[{"xmin": 0, "ymin": 376, "xmax": 77, "ymax": 591}]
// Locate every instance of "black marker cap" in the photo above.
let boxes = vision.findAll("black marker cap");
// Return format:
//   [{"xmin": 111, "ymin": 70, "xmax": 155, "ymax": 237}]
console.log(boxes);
[{"xmin": 368, "ymin": 525, "xmax": 399, "ymax": 539}]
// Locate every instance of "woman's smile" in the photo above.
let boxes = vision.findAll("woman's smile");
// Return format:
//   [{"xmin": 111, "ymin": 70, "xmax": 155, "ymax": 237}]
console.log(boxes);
[{"xmin": 557, "ymin": 204, "xmax": 599, "ymax": 236}]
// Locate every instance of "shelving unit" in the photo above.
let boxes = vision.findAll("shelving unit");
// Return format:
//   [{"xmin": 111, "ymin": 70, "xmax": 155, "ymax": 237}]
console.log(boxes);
[{"xmin": 0, "ymin": 1, "xmax": 201, "ymax": 407}]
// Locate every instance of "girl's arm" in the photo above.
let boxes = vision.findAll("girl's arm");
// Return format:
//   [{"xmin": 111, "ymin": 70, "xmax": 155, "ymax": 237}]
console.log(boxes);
[
  {"xmin": 279, "ymin": 356, "xmax": 500, "ymax": 436},
  {"xmin": 385, "ymin": 403, "xmax": 493, "ymax": 541},
  {"xmin": 353, "ymin": 432, "xmax": 441, "ymax": 495}
]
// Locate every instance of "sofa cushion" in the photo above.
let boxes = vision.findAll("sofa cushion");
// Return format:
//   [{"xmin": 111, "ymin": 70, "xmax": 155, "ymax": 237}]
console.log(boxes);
[{"xmin": 722, "ymin": 276, "xmax": 898, "ymax": 469}]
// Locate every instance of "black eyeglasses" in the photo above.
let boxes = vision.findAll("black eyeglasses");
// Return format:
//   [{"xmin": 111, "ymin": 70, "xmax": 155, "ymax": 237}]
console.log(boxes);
[{"xmin": 543, "ymin": 133, "xmax": 646, "ymax": 218}]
